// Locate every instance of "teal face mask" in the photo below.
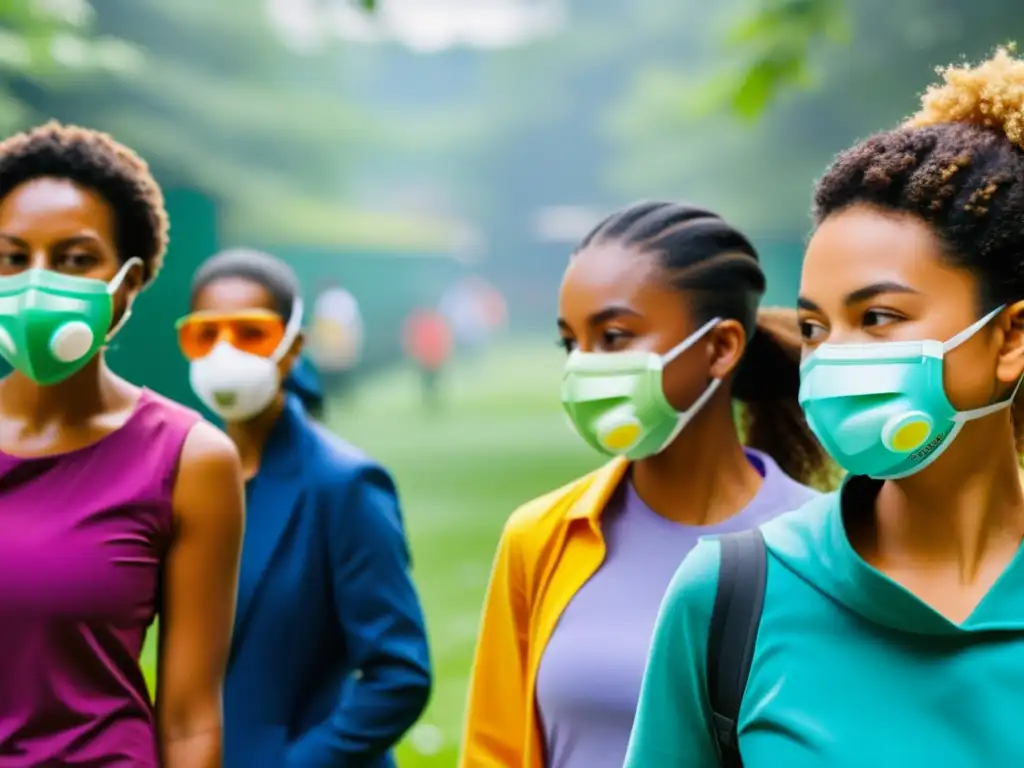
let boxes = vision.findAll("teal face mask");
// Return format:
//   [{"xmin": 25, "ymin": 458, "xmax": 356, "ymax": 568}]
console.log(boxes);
[
  {"xmin": 0, "ymin": 258, "xmax": 140, "ymax": 385},
  {"xmin": 561, "ymin": 317, "xmax": 721, "ymax": 460},
  {"xmin": 799, "ymin": 306, "xmax": 1020, "ymax": 479}
]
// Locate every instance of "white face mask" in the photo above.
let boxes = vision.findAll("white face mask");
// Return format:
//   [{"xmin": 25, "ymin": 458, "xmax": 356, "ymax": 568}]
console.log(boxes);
[{"xmin": 189, "ymin": 298, "xmax": 304, "ymax": 422}]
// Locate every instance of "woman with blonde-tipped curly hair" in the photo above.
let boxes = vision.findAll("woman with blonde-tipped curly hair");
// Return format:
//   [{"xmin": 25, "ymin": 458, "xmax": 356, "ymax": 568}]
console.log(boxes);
[{"xmin": 625, "ymin": 46, "xmax": 1024, "ymax": 767}]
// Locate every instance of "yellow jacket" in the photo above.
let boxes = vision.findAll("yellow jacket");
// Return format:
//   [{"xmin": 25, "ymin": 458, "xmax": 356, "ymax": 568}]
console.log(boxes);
[{"xmin": 459, "ymin": 458, "xmax": 630, "ymax": 768}]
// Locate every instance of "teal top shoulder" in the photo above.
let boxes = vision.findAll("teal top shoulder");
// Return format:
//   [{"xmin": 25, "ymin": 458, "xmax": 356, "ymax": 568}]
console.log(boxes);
[{"xmin": 624, "ymin": 476, "xmax": 1024, "ymax": 767}]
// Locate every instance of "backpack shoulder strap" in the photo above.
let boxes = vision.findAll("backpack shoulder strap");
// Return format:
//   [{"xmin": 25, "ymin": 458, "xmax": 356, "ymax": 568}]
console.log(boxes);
[{"xmin": 706, "ymin": 528, "xmax": 768, "ymax": 768}]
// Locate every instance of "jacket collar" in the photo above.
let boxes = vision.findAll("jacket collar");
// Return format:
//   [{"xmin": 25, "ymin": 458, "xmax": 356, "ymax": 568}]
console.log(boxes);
[
  {"xmin": 257, "ymin": 394, "xmax": 308, "ymax": 479},
  {"xmin": 565, "ymin": 458, "xmax": 630, "ymax": 521}
]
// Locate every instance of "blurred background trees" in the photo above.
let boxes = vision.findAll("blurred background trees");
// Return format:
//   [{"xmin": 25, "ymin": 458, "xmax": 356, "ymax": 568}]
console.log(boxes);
[{"xmin": 7, "ymin": 0, "xmax": 1021, "ymax": 260}]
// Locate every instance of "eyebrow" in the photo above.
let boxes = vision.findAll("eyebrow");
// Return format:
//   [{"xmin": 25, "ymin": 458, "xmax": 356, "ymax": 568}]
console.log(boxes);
[
  {"xmin": 557, "ymin": 305, "xmax": 641, "ymax": 331},
  {"xmin": 0, "ymin": 233, "xmax": 101, "ymax": 248},
  {"xmin": 797, "ymin": 281, "xmax": 918, "ymax": 313}
]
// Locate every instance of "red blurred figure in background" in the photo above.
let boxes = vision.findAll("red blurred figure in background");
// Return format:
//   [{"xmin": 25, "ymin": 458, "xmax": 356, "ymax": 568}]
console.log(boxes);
[{"xmin": 403, "ymin": 307, "xmax": 452, "ymax": 411}]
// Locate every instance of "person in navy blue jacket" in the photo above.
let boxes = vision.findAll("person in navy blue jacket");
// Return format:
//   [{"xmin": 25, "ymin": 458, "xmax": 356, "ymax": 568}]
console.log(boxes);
[
  {"xmin": 285, "ymin": 353, "xmax": 326, "ymax": 420},
  {"xmin": 176, "ymin": 247, "xmax": 431, "ymax": 768}
]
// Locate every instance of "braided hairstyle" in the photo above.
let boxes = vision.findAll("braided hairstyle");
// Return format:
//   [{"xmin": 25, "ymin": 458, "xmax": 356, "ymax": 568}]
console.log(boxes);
[
  {"xmin": 575, "ymin": 201, "xmax": 832, "ymax": 487},
  {"xmin": 814, "ymin": 46, "xmax": 1024, "ymax": 450},
  {"xmin": 0, "ymin": 121, "xmax": 168, "ymax": 285}
]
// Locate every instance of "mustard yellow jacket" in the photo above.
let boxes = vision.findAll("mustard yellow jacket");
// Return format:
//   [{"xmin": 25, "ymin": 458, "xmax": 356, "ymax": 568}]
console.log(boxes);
[{"xmin": 459, "ymin": 458, "xmax": 630, "ymax": 768}]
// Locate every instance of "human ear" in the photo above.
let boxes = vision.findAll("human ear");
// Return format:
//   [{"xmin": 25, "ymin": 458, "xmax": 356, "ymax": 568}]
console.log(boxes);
[
  {"xmin": 707, "ymin": 318, "xmax": 747, "ymax": 380},
  {"xmin": 995, "ymin": 300, "xmax": 1024, "ymax": 386}
]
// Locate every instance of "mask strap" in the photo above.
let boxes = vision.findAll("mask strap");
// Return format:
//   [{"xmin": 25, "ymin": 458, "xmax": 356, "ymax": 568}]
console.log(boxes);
[
  {"xmin": 657, "ymin": 377, "xmax": 724, "ymax": 452},
  {"xmin": 271, "ymin": 297, "xmax": 304, "ymax": 363},
  {"xmin": 104, "ymin": 257, "xmax": 143, "ymax": 342},
  {"xmin": 955, "ymin": 372, "xmax": 1024, "ymax": 422},
  {"xmin": 662, "ymin": 316, "xmax": 721, "ymax": 366},
  {"xmin": 944, "ymin": 304, "xmax": 1005, "ymax": 352}
]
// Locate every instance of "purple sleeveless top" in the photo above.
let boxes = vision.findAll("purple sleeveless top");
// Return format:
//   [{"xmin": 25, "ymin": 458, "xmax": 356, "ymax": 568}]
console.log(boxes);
[{"xmin": 0, "ymin": 389, "xmax": 200, "ymax": 767}]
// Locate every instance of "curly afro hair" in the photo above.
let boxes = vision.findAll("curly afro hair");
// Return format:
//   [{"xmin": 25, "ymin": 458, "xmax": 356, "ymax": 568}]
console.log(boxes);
[
  {"xmin": 0, "ymin": 121, "xmax": 168, "ymax": 286},
  {"xmin": 814, "ymin": 45, "xmax": 1024, "ymax": 448},
  {"xmin": 814, "ymin": 46, "xmax": 1024, "ymax": 309}
]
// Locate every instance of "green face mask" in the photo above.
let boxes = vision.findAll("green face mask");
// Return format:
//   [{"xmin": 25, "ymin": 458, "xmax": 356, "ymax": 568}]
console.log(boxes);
[
  {"xmin": 561, "ymin": 317, "xmax": 721, "ymax": 460},
  {"xmin": 0, "ymin": 258, "xmax": 140, "ymax": 385}
]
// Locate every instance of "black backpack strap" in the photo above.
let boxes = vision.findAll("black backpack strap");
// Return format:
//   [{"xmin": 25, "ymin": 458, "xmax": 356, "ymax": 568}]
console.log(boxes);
[{"xmin": 706, "ymin": 528, "xmax": 768, "ymax": 768}]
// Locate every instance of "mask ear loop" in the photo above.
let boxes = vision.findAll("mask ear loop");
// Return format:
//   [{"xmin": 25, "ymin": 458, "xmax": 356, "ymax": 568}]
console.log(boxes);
[
  {"xmin": 661, "ymin": 316, "xmax": 721, "ymax": 366},
  {"xmin": 946, "ymin": 304, "xmax": 1024, "ymax": 421},
  {"xmin": 105, "ymin": 257, "xmax": 144, "ymax": 342},
  {"xmin": 271, "ymin": 297, "xmax": 304, "ymax": 364},
  {"xmin": 943, "ymin": 304, "xmax": 1005, "ymax": 353},
  {"xmin": 654, "ymin": 316, "xmax": 724, "ymax": 452}
]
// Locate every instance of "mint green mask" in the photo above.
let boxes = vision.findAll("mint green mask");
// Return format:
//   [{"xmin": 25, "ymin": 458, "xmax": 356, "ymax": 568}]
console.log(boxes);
[
  {"xmin": 799, "ymin": 305, "xmax": 1020, "ymax": 479},
  {"xmin": 0, "ymin": 258, "xmax": 140, "ymax": 385},
  {"xmin": 561, "ymin": 317, "xmax": 721, "ymax": 460}
]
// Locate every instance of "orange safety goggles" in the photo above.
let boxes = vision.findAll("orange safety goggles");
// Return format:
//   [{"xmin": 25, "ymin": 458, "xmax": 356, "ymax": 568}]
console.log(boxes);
[{"xmin": 175, "ymin": 309, "xmax": 287, "ymax": 361}]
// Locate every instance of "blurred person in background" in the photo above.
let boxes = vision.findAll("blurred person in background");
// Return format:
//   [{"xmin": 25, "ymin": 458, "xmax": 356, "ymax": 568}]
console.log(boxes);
[
  {"xmin": 626, "ymin": 49, "xmax": 1024, "ymax": 767},
  {"xmin": 179, "ymin": 248, "xmax": 431, "ymax": 768},
  {"xmin": 460, "ymin": 201, "xmax": 832, "ymax": 768},
  {"xmin": 403, "ymin": 305, "xmax": 453, "ymax": 411},
  {"xmin": 308, "ymin": 282, "xmax": 364, "ymax": 403},
  {"xmin": 0, "ymin": 123, "xmax": 244, "ymax": 768},
  {"xmin": 440, "ymin": 275, "xmax": 502, "ymax": 358}
]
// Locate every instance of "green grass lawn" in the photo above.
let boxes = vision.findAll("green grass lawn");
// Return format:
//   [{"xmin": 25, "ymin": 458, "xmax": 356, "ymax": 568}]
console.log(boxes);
[{"xmin": 142, "ymin": 340, "xmax": 599, "ymax": 766}]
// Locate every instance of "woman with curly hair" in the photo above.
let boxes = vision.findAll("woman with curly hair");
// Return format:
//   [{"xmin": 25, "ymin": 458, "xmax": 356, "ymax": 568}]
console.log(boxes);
[
  {"xmin": 626, "ymin": 46, "xmax": 1024, "ymax": 767},
  {"xmin": 0, "ymin": 122, "xmax": 244, "ymax": 768}
]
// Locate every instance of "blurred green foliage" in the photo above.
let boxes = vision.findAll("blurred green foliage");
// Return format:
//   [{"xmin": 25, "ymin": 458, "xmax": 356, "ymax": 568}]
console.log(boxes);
[
  {"xmin": 725, "ymin": 0, "xmax": 850, "ymax": 119},
  {"xmin": 596, "ymin": 0, "xmax": 1024, "ymax": 230},
  {"xmin": 0, "ymin": 0, "xmax": 431, "ymax": 250}
]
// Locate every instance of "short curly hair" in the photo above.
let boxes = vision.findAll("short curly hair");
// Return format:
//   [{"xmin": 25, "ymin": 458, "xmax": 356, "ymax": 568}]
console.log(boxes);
[
  {"xmin": 813, "ymin": 46, "xmax": 1024, "ymax": 310},
  {"xmin": 0, "ymin": 121, "xmax": 168, "ymax": 285},
  {"xmin": 814, "ymin": 45, "xmax": 1024, "ymax": 448}
]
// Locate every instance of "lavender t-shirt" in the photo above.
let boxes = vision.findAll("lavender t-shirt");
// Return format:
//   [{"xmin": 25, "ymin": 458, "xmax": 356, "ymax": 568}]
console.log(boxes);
[{"xmin": 535, "ymin": 449, "xmax": 817, "ymax": 768}]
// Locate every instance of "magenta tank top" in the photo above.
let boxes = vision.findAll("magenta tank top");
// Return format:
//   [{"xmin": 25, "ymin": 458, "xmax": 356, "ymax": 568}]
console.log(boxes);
[{"xmin": 0, "ymin": 388, "xmax": 200, "ymax": 767}]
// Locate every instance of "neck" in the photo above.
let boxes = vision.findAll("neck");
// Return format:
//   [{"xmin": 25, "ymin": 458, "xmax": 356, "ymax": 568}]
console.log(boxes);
[
  {"xmin": 0, "ymin": 355, "xmax": 117, "ymax": 423},
  {"xmin": 630, "ymin": 393, "xmax": 762, "ymax": 525},
  {"xmin": 874, "ymin": 414, "xmax": 1024, "ymax": 579},
  {"xmin": 225, "ymin": 393, "xmax": 286, "ymax": 480}
]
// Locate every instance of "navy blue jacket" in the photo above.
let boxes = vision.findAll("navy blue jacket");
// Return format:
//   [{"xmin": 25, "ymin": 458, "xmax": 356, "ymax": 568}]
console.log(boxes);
[{"xmin": 224, "ymin": 395, "xmax": 431, "ymax": 767}]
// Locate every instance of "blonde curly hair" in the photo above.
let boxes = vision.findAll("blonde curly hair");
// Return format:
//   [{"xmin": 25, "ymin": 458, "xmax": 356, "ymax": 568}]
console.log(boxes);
[{"xmin": 908, "ymin": 45, "xmax": 1024, "ymax": 149}]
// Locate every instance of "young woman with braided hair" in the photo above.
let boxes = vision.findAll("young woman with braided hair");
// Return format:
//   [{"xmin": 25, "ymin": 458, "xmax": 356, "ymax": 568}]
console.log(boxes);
[
  {"xmin": 460, "ymin": 201, "xmax": 830, "ymax": 768},
  {"xmin": 626, "ymin": 46, "xmax": 1024, "ymax": 767}
]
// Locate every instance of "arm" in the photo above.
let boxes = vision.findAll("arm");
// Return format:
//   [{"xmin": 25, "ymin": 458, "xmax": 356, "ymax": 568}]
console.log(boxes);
[
  {"xmin": 157, "ymin": 422, "xmax": 245, "ymax": 768},
  {"xmin": 459, "ymin": 521, "xmax": 530, "ymax": 768},
  {"xmin": 623, "ymin": 539, "xmax": 723, "ymax": 768},
  {"xmin": 286, "ymin": 464, "xmax": 431, "ymax": 768}
]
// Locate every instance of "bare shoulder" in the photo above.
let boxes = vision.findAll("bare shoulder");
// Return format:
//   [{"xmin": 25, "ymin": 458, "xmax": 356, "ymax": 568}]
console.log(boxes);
[
  {"xmin": 179, "ymin": 421, "xmax": 240, "ymax": 476},
  {"xmin": 173, "ymin": 421, "xmax": 243, "ymax": 523}
]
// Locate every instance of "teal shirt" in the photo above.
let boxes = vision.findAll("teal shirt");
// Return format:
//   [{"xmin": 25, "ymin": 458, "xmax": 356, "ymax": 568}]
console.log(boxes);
[{"xmin": 624, "ymin": 476, "xmax": 1024, "ymax": 767}]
